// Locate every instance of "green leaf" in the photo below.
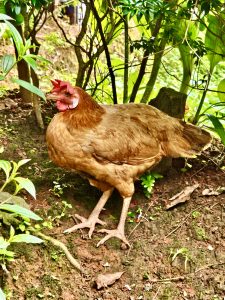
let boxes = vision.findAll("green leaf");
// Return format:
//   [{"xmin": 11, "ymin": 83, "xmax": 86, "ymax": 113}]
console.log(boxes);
[
  {"xmin": 0, "ymin": 160, "xmax": 12, "ymax": 180},
  {"xmin": 207, "ymin": 114, "xmax": 225, "ymax": 146},
  {"xmin": 0, "ymin": 204, "xmax": 42, "ymax": 220},
  {"xmin": 0, "ymin": 237, "xmax": 10, "ymax": 249},
  {"xmin": 14, "ymin": 6, "xmax": 21, "ymax": 15},
  {"xmin": 5, "ymin": 20, "xmax": 24, "ymax": 57},
  {"xmin": 23, "ymin": 55, "xmax": 37, "ymax": 71},
  {"xmin": 205, "ymin": 14, "xmax": 225, "ymax": 73},
  {"xmin": 14, "ymin": 177, "xmax": 36, "ymax": 199},
  {"xmin": 10, "ymin": 234, "xmax": 43, "ymax": 244},
  {"xmin": 0, "ymin": 13, "xmax": 13, "ymax": 21},
  {"xmin": 1, "ymin": 55, "xmax": 15, "ymax": 74},
  {"xmin": 10, "ymin": 225, "xmax": 15, "ymax": 239},
  {"xmin": 11, "ymin": 78, "xmax": 46, "ymax": 100},
  {"xmin": 0, "ymin": 249, "xmax": 14, "ymax": 257},
  {"xmin": 17, "ymin": 158, "xmax": 31, "ymax": 168},
  {"xmin": 26, "ymin": 54, "xmax": 51, "ymax": 65}
]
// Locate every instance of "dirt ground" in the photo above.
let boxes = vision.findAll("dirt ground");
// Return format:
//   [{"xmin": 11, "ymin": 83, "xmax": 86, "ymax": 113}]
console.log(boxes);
[{"xmin": 0, "ymin": 92, "xmax": 225, "ymax": 300}]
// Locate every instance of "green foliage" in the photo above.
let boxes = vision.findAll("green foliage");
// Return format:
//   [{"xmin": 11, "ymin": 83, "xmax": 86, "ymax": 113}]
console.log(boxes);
[
  {"xmin": 140, "ymin": 172, "xmax": 163, "ymax": 198},
  {"xmin": 0, "ymin": 13, "xmax": 47, "ymax": 100},
  {"xmin": 205, "ymin": 14, "xmax": 225, "ymax": 73},
  {"xmin": 0, "ymin": 159, "xmax": 36, "ymax": 198},
  {"xmin": 206, "ymin": 114, "xmax": 225, "ymax": 146},
  {"xmin": 0, "ymin": 226, "xmax": 43, "ymax": 272}
]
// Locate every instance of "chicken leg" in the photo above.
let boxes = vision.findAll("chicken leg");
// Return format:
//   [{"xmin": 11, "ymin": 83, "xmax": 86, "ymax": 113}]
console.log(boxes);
[
  {"xmin": 64, "ymin": 188, "xmax": 113, "ymax": 238},
  {"xmin": 97, "ymin": 196, "xmax": 132, "ymax": 247}
]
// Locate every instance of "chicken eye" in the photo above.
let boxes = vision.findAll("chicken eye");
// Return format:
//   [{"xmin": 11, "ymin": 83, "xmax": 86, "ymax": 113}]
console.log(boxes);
[{"xmin": 64, "ymin": 92, "xmax": 71, "ymax": 97}]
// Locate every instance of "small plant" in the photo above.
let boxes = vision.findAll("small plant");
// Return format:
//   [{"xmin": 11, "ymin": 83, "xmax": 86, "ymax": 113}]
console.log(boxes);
[
  {"xmin": 192, "ymin": 210, "xmax": 201, "ymax": 219},
  {"xmin": 0, "ymin": 159, "xmax": 36, "ymax": 198},
  {"xmin": 170, "ymin": 247, "xmax": 192, "ymax": 271},
  {"xmin": 127, "ymin": 207, "xmax": 142, "ymax": 223},
  {"xmin": 51, "ymin": 180, "xmax": 69, "ymax": 197},
  {"xmin": 140, "ymin": 172, "xmax": 163, "ymax": 198},
  {"xmin": 0, "ymin": 226, "xmax": 43, "ymax": 273},
  {"xmin": 0, "ymin": 159, "xmax": 43, "ymax": 276}
]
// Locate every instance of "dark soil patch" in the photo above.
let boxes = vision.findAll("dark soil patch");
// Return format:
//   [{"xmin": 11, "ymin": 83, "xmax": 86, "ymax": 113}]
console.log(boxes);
[{"xmin": 0, "ymin": 93, "xmax": 225, "ymax": 300}]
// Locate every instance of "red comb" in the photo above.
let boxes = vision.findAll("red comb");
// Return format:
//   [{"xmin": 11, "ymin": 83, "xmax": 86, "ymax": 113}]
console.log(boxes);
[{"xmin": 51, "ymin": 79, "xmax": 74, "ymax": 94}]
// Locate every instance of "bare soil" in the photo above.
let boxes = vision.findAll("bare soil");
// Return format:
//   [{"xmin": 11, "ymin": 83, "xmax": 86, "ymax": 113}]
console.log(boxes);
[{"xmin": 0, "ymin": 92, "xmax": 224, "ymax": 300}]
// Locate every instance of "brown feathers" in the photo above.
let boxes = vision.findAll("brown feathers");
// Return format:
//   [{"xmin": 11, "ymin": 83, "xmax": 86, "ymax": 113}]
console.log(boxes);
[{"xmin": 46, "ymin": 83, "xmax": 211, "ymax": 197}]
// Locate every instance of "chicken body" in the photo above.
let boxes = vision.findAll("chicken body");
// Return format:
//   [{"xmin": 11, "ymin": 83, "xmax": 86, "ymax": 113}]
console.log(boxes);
[{"xmin": 46, "ymin": 80, "xmax": 211, "ymax": 246}]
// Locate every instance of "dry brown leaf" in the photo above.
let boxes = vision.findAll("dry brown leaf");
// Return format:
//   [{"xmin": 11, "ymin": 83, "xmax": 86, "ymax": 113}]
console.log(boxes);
[
  {"xmin": 165, "ymin": 184, "xmax": 199, "ymax": 210},
  {"xmin": 96, "ymin": 271, "xmax": 124, "ymax": 289}
]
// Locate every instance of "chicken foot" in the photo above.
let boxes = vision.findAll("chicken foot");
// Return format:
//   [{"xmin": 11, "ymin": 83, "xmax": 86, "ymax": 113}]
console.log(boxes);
[
  {"xmin": 64, "ymin": 188, "xmax": 113, "ymax": 238},
  {"xmin": 97, "ymin": 196, "xmax": 132, "ymax": 247}
]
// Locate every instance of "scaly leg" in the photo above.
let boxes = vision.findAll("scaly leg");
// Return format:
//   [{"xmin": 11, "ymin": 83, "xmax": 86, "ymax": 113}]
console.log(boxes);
[
  {"xmin": 64, "ymin": 188, "xmax": 113, "ymax": 238},
  {"xmin": 97, "ymin": 196, "xmax": 132, "ymax": 247}
]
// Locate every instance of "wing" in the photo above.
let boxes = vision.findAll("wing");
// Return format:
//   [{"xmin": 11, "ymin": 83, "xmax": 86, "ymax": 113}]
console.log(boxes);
[{"xmin": 82, "ymin": 104, "xmax": 175, "ymax": 165}]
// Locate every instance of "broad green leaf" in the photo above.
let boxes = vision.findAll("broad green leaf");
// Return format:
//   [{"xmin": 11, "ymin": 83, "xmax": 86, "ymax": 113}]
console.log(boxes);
[
  {"xmin": 17, "ymin": 159, "xmax": 31, "ymax": 168},
  {"xmin": 14, "ymin": 177, "xmax": 36, "ymax": 199},
  {"xmin": 207, "ymin": 114, "xmax": 225, "ymax": 146},
  {"xmin": 0, "ymin": 160, "xmax": 12, "ymax": 180},
  {"xmin": 11, "ymin": 78, "xmax": 46, "ymax": 100},
  {"xmin": 27, "ymin": 54, "xmax": 51, "ymax": 65},
  {"xmin": 1, "ymin": 55, "xmax": 15, "ymax": 74},
  {"xmin": 23, "ymin": 55, "xmax": 37, "ymax": 71},
  {"xmin": 0, "ymin": 204, "xmax": 42, "ymax": 220},
  {"xmin": 0, "ymin": 288, "xmax": 6, "ymax": 300},
  {"xmin": 205, "ymin": 14, "xmax": 225, "ymax": 73},
  {"xmin": 0, "ymin": 75, "xmax": 5, "ymax": 81},
  {"xmin": 5, "ymin": 20, "xmax": 24, "ymax": 57},
  {"xmin": 10, "ymin": 234, "xmax": 43, "ymax": 244},
  {"xmin": 0, "ymin": 13, "xmax": 13, "ymax": 21}
]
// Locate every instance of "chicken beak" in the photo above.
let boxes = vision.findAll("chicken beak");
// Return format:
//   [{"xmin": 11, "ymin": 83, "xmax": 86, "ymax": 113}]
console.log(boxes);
[{"xmin": 46, "ymin": 92, "xmax": 59, "ymax": 101}]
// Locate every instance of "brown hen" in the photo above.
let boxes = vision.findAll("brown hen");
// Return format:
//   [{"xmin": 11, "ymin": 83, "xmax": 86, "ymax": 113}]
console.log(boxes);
[{"xmin": 46, "ymin": 80, "xmax": 211, "ymax": 247}]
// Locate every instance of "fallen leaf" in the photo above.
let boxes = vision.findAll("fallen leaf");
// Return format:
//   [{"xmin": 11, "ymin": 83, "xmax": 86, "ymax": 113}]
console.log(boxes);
[
  {"xmin": 96, "ymin": 271, "xmax": 124, "ymax": 289},
  {"xmin": 165, "ymin": 184, "xmax": 199, "ymax": 210}
]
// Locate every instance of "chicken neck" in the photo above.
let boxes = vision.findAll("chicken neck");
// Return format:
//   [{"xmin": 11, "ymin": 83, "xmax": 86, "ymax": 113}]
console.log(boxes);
[{"xmin": 64, "ymin": 188, "xmax": 113, "ymax": 238}]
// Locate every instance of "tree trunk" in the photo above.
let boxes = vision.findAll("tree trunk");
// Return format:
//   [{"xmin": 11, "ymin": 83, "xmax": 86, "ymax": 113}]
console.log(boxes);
[
  {"xmin": 141, "ymin": 37, "xmax": 167, "ymax": 103},
  {"xmin": 123, "ymin": 15, "xmax": 129, "ymax": 103},
  {"xmin": 150, "ymin": 87, "xmax": 187, "ymax": 173},
  {"xmin": 15, "ymin": 26, "xmax": 33, "ymax": 104},
  {"xmin": 129, "ymin": 16, "xmax": 163, "ymax": 103}
]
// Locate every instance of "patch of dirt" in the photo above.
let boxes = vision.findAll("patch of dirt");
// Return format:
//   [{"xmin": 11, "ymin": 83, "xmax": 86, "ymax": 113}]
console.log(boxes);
[{"xmin": 0, "ymin": 94, "xmax": 225, "ymax": 300}]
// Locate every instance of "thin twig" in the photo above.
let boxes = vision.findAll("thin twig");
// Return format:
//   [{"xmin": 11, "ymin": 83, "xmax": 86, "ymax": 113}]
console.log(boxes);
[
  {"xmin": 152, "ymin": 286, "xmax": 161, "ymax": 299},
  {"xmin": 33, "ymin": 231, "xmax": 83, "ymax": 273}
]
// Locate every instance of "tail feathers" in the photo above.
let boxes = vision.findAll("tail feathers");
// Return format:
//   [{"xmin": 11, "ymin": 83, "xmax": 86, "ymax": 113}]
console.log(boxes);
[
  {"xmin": 165, "ymin": 121, "xmax": 212, "ymax": 158},
  {"xmin": 181, "ymin": 122, "xmax": 211, "ymax": 157}
]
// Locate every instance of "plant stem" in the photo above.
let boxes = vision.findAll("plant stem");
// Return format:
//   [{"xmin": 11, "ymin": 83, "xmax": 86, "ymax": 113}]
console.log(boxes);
[{"xmin": 192, "ymin": 72, "xmax": 211, "ymax": 124}]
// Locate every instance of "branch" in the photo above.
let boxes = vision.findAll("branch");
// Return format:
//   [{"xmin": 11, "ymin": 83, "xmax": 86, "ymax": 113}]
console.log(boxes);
[{"xmin": 34, "ymin": 231, "xmax": 84, "ymax": 273}]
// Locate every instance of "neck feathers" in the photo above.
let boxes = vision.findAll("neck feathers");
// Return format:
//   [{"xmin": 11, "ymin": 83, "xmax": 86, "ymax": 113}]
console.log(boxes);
[{"xmin": 63, "ymin": 87, "xmax": 105, "ymax": 128}]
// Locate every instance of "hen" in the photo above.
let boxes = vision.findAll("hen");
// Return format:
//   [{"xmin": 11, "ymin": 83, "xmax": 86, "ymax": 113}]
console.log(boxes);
[{"xmin": 46, "ymin": 80, "xmax": 211, "ymax": 247}]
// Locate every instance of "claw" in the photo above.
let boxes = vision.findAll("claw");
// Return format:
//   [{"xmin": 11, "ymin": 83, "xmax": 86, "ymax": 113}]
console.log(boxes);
[
  {"xmin": 97, "ymin": 229, "xmax": 130, "ymax": 248},
  {"xmin": 63, "ymin": 214, "xmax": 106, "ymax": 238}
]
